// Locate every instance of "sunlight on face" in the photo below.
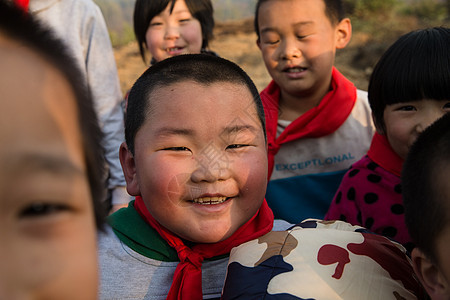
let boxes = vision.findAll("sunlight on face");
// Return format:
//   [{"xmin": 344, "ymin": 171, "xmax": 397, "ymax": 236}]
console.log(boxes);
[{"xmin": 0, "ymin": 34, "xmax": 98, "ymax": 299}]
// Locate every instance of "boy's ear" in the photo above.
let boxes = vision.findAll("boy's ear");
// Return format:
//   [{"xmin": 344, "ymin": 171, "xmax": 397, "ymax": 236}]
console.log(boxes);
[
  {"xmin": 335, "ymin": 18, "xmax": 352, "ymax": 49},
  {"xmin": 119, "ymin": 142, "xmax": 141, "ymax": 196},
  {"xmin": 256, "ymin": 38, "xmax": 262, "ymax": 50},
  {"xmin": 411, "ymin": 247, "xmax": 450, "ymax": 299}
]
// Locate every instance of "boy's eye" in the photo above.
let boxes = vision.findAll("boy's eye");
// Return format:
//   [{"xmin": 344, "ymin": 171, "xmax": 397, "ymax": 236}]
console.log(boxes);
[
  {"xmin": 265, "ymin": 39, "xmax": 279, "ymax": 45},
  {"xmin": 149, "ymin": 21, "xmax": 163, "ymax": 27},
  {"xmin": 443, "ymin": 102, "xmax": 450, "ymax": 109},
  {"xmin": 226, "ymin": 144, "xmax": 249, "ymax": 150},
  {"xmin": 179, "ymin": 18, "xmax": 191, "ymax": 23},
  {"xmin": 163, "ymin": 147, "xmax": 191, "ymax": 152},
  {"xmin": 19, "ymin": 202, "xmax": 69, "ymax": 218},
  {"xmin": 260, "ymin": 34, "xmax": 280, "ymax": 45},
  {"xmin": 397, "ymin": 105, "xmax": 416, "ymax": 111}
]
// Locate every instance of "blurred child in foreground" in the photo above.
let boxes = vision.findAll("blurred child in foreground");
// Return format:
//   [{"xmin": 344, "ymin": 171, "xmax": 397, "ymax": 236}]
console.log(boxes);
[
  {"xmin": 14, "ymin": 0, "xmax": 131, "ymax": 212},
  {"xmin": 0, "ymin": 1, "xmax": 106, "ymax": 298},
  {"xmin": 403, "ymin": 112, "xmax": 450, "ymax": 299}
]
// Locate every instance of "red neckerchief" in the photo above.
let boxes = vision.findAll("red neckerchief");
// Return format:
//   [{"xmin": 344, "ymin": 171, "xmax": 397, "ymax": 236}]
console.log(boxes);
[
  {"xmin": 262, "ymin": 67, "xmax": 357, "ymax": 178},
  {"xmin": 367, "ymin": 132, "xmax": 403, "ymax": 177},
  {"xmin": 14, "ymin": 0, "xmax": 29, "ymax": 11},
  {"xmin": 134, "ymin": 196, "xmax": 274, "ymax": 300}
]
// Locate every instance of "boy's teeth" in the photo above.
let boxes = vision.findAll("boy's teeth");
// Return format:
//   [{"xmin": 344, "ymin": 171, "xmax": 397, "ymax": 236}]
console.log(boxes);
[{"xmin": 192, "ymin": 196, "xmax": 228, "ymax": 204}]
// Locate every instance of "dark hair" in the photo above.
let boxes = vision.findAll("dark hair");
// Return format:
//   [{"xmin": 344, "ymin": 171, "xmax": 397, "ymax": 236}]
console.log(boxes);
[
  {"xmin": 134, "ymin": 0, "xmax": 214, "ymax": 63},
  {"xmin": 125, "ymin": 54, "xmax": 266, "ymax": 154},
  {"xmin": 0, "ymin": 1, "xmax": 106, "ymax": 228},
  {"xmin": 368, "ymin": 27, "xmax": 450, "ymax": 133},
  {"xmin": 403, "ymin": 112, "xmax": 450, "ymax": 263},
  {"xmin": 254, "ymin": 0, "xmax": 345, "ymax": 40}
]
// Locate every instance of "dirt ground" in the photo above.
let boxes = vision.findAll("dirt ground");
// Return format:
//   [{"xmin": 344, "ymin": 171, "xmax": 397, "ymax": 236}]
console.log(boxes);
[{"xmin": 113, "ymin": 18, "xmax": 382, "ymax": 96}]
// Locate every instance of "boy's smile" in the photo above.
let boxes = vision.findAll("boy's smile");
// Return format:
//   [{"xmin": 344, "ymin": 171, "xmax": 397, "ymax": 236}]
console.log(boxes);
[{"xmin": 121, "ymin": 80, "xmax": 268, "ymax": 243}]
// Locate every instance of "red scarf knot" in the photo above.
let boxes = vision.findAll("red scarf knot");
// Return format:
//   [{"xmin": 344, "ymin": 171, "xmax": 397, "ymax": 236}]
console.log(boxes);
[
  {"xmin": 133, "ymin": 196, "xmax": 274, "ymax": 300},
  {"xmin": 267, "ymin": 142, "xmax": 280, "ymax": 156},
  {"xmin": 174, "ymin": 245, "xmax": 203, "ymax": 268}
]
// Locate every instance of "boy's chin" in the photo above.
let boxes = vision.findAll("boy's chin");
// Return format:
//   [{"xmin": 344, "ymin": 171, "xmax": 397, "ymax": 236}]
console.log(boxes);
[
  {"xmin": 187, "ymin": 231, "xmax": 233, "ymax": 244},
  {"xmin": 182, "ymin": 226, "xmax": 239, "ymax": 244}
]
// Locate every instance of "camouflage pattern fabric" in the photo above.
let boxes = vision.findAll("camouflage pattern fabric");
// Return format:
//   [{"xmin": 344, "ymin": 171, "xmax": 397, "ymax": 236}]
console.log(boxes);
[{"xmin": 222, "ymin": 220, "xmax": 425, "ymax": 299}]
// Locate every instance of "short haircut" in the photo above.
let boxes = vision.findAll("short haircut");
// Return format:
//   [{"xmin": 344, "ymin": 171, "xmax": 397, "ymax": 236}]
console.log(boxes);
[
  {"xmin": 368, "ymin": 27, "xmax": 450, "ymax": 133},
  {"xmin": 254, "ymin": 0, "xmax": 345, "ymax": 40},
  {"xmin": 403, "ymin": 113, "xmax": 450, "ymax": 262},
  {"xmin": 125, "ymin": 54, "xmax": 266, "ymax": 155},
  {"xmin": 0, "ymin": 1, "xmax": 106, "ymax": 228},
  {"xmin": 134, "ymin": 0, "xmax": 214, "ymax": 62}
]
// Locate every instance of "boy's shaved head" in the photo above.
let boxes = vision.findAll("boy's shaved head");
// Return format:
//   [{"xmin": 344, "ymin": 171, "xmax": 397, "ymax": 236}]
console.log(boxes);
[{"xmin": 125, "ymin": 54, "xmax": 266, "ymax": 154}]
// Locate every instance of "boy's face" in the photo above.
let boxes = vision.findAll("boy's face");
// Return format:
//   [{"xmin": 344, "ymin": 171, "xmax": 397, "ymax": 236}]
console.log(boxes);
[
  {"xmin": 434, "ymin": 223, "xmax": 450, "ymax": 297},
  {"xmin": 432, "ymin": 172, "xmax": 450, "ymax": 297},
  {"xmin": 0, "ymin": 36, "xmax": 98, "ymax": 298},
  {"xmin": 145, "ymin": 0, "xmax": 203, "ymax": 63},
  {"xmin": 382, "ymin": 99, "xmax": 450, "ymax": 160},
  {"xmin": 121, "ymin": 81, "xmax": 267, "ymax": 243},
  {"xmin": 412, "ymin": 172, "xmax": 450, "ymax": 299},
  {"xmin": 256, "ymin": 0, "xmax": 350, "ymax": 98}
]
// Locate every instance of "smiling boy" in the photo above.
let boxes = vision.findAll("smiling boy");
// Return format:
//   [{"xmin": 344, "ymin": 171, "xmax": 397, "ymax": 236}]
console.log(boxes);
[
  {"xmin": 98, "ymin": 54, "xmax": 290, "ymax": 300},
  {"xmin": 255, "ymin": 0, "xmax": 375, "ymax": 223}
]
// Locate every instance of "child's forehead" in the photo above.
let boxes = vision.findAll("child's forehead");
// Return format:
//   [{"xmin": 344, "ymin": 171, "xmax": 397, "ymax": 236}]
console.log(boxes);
[
  {"xmin": 0, "ymin": 36, "xmax": 74, "ymax": 106},
  {"xmin": 0, "ymin": 34, "xmax": 80, "ymax": 141},
  {"xmin": 143, "ymin": 80, "xmax": 261, "ymax": 127},
  {"xmin": 150, "ymin": 80, "xmax": 254, "ymax": 107}
]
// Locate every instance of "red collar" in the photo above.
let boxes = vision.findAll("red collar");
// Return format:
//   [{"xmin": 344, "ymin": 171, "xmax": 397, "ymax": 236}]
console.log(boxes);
[
  {"xmin": 262, "ymin": 67, "xmax": 357, "ymax": 178},
  {"xmin": 14, "ymin": 0, "xmax": 29, "ymax": 11},
  {"xmin": 367, "ymin": 132, "xmax": 403, "ymax": 177}
]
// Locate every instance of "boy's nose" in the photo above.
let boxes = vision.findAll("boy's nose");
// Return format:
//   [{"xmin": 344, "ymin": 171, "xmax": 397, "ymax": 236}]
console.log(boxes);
[
  {"xmin": 190, "ymin": 155, "xmax": 231, "ymax": 183},
  {"xmin": 164, "ymin": 25, "xmax": 180, "ymax": 40},
  {"xmin": 280, "ymin": 40, "xmax": 301, "ymax": 60}
]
